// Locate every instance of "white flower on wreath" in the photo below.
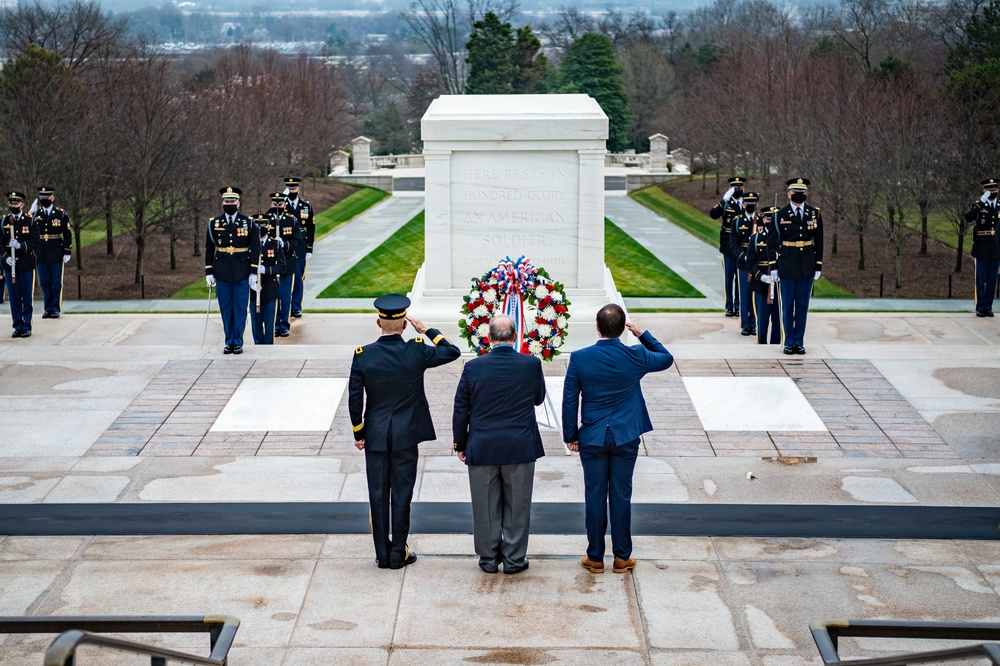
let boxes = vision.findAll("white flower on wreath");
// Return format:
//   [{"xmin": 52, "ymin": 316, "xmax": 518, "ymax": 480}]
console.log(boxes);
[
  {"xmin": 473, "ymin": 305, "xmax": 488, "ymax": 317},
  {"xmin": 550, "ymin": 291, "xmax": 564, "ymax": 303},
  {"xmin": 469, "ymin": 290, "xmax": 481, "ymax": 301},
  {"xmin": 476, "ymin": 323, "xmax": 490, "ymax": 338},
  {"xmin": 470, "ymin": 334, "xmax": 479, "ymax": 345},
  {"xmin": 556, "ymin": 315, "xmax": 568, "ymax": 328},
  {"xmin": 536, "ymin": 323, "xmax": 552, "ymax": 338},
  {"xmin": 489, "ymin": 277, "xmax": 498, "ymax": 285},
  {"xmin": 483, "ymin": 290, "xmax": 497, "ymax": 304},
  {"xmin": 528, "ymin": 340, "xmax": 543, "ymax": 355},
  {"xmin": 541, "ymin": 306, "xmax": 557, "ymax": 320},
  {"xmin": 551, "ymin": 335, "xmax": 565, "ymax": 348},
  {"xmin": 533, "ymin": 284, "xmax": 549, "ymax": 300}
]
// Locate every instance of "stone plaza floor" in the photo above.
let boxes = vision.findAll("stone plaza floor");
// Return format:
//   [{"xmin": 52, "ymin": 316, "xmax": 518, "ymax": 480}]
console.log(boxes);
[{"xmin": 0, "ymin": 310, "xmax": 999, "ymax": 664}]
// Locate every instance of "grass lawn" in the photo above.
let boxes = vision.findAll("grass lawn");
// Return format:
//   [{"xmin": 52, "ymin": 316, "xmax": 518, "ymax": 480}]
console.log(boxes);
[
  {"xmin": 813, "ymin": 278, "xmax": 854, "ymax": 297},
  {"xmin": 318, "ymin": 211, "xmax": 425, "ymax": 298},
  {"xmin": 605, "ymin": 219, "xmax": 702, "ymax": 297},
  {"xmin": 630, "ymin": 185, "xmax": 719, "ymax": 246},
  {"xmin": 314, "ymin": 185, "xmax": 389, "ymax": 239}
]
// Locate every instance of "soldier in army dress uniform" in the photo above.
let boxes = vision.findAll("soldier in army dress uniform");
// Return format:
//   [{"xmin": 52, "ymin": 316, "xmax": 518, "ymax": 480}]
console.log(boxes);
[
  {"xmin": 2, "ymin": 191, "xmax": 38, "ymax": 338},
  {"xmin": 348, "ymin": 294, "xmax": 461, "ymax": 569},
  {"xmin": 965, "ymin": 178, "xmax": 1000, "ymax": 317},
  {"xmin": 31, "ymin": 186, "xmax": 73, "ymax": 318},
  {"xmin": 730, "ymin": 191, "xmax": 760, "ymax": 336},
  {"xmin": 266, "ymin": 191, "xmax": 304, "ymax": 337},
  {"xmin": 250, "ymin": 214, "xmax": 287, "ymax": 345},
  {"xmin": 709, "ymin": 176, "xmax": 746, "ymax": 317},
  {"xmin": 283, "ymin": 177, "xmax": 314, "ymax": 319},
  {"xmin": 205, "ymin": 187, "xmax": 261, "ymax": 354},
  {"xmin": 770, "ymin": 177, "xmax": 823, "ymax": 355},
  {"xmin": 746, "ymin": 206, "xmax": 781, "ymax": 344}
]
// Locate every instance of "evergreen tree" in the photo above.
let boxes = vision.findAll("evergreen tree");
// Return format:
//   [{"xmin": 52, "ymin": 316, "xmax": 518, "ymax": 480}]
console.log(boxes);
[
  {"xmin": 559, "ymin": 33, "xmax": 631, "ymax": 151},
  {"xmin": 512, "ymin": 26, "xmax": 548, "ymax": 94},
  {"xmin": 365, "ymin": 100, "xmax": 413, "ymax": 155},
  {"xmin": 949, "ymin": 0, "xmax": 1000, "ymax": 69},
  {"xmin": 465, "ymin": 12, "xmax": 516, "ymax": 95}
]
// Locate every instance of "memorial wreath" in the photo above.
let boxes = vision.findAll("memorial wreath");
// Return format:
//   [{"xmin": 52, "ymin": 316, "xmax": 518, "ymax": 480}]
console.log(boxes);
[{"xmin": 459, "ymin": 255, "xmax": 571, "ymax": 361}]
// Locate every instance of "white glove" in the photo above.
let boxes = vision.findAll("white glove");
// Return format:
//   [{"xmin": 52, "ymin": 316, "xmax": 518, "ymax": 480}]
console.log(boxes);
[
  {"xmin": 249, "ymin": 274, "xmax": 260, "ymax": 292},
  {"xmin": 814, "ymin": 271, "xmax": 821, "ymax": 281},
  {"xmin": 770, "ymin": 270, "xmax": 778, "ymax": 282},
  {"xmin": 305, "ymin": 252, "xmax": 312, "ymax": 261},
  {"xmin": 257, "ymin": 263, "xmax": 265, "ymax": 274},
  {"xmin": 723, "ymin": 187, "xmax": 735, "ymax": 202},
  {"xmin": 205, "ymin": 275, "xmax": 216, "ymax": 288},
  {"xmin": 8, "ymin": 238, "xmax": 20, "ymax": 250},
  {"xmin": 275, "ymin": 236, "xmax": 284, "ymax": 248},
  {"xmin": 761, "ymin": 274, "xmax": 773, "ymax": 284},
  {"xmin": 5, "ymin": 257, "xmax": 13, "ymax": 267},
  {"xmin": 62, "ymin": 254, "xmax": 71, "ymax": 264},
  {"xmin": 982, "ymin": 192, "xmax": 992, "ymax": 203}
]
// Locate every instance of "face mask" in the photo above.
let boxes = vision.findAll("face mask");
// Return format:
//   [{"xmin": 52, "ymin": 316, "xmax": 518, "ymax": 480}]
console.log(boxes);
[
  {"xmin": 990, "ymin": 192, "xmax": 998, "ymax": 200},
  {"xmin": 790, "ymin": 192, "xmax": 807, "ymax": 204},
  {"xmin": 39, "ymin": 198, "xmax": 52, "ymax": 207},
  {"xmin": 222, "ymin": 204, "xmax": 238, "ymax": 216},
  {"xmin": 287, "ymin": 192, "xmax": 298, "ymax": 201},
  {"xmin": 745, "ymin": 204, "xmax": 757, "ymax": 214},
  {"xmin": 733, "ymin": 189, "xmax": 744, "ymax": 198},
  {"xmin": 10, "ymin": 206, "xmax": 22, "ymax": 215}
]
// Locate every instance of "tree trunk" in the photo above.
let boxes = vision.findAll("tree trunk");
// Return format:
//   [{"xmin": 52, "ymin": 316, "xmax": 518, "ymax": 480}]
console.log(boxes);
[
  {"xmin": 701, "ymin": 168, "xmax": 706, "ymax": 189},
  {"xmin": 858, "ymin": 231, "xmax": 865, "ymax": 271},
  {"xmin": 170, "ymin": 234, "xmax": 177, "ymax": 271},
  {"xmin": 105, "ymin": 190, "xmax": 114, "ymax": 255},
  {"xmin": 192, "ymin": 207, "xmax": 201, "ymax": 256},
  {"xmin": 895, "ymin": 243, "xmax": 903, "ymax": 289},
  {"xmin": 134, "ymin": 212, "xmax": 145, "ymax": 286},
  {"xmin": 955, "ymin": 223, "xmax": 965, "ymax": 274},
  {"xmin": 919, "ymin": 201, "xmax": 928, "ymax": 255},
  {"xmin": 831, "ymin": 209, "xmax": 838, "ymax": 255},
  {"xmin": 74, "ymin": 225, "xmax": 83, "ymax": 271}
]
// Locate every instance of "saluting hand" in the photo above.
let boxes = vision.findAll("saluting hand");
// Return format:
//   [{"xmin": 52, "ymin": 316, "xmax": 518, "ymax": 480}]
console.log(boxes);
[
  {"xmin": 406, "ymin": 316, "xmax": 428, "ymax": 334},
  {"xmin": 624, "ymin": 321, "xmax": 644, "ymax": 338},
  {"xmin": 355, "ymin": 439, "xmax": 365, "ymax": 451}
]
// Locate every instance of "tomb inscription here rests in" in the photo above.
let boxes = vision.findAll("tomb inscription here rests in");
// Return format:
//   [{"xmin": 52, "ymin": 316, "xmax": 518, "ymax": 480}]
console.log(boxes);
[{"xmin": 412, "ymin": 94, "xmax": 624, "ymax": 350}]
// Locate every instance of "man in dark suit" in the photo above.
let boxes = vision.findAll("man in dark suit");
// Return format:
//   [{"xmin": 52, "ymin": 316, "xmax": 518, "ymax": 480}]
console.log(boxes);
[
  {"xmin": 563, "ymin": 304, "xmax": 673, "ymax": 575},
  {"xmin": 452, "ymin": 315, "xmax": 546, "ymax": 575},
  {"xmin": 349, "ymin": 294, "xmax": 461, "ymax": 569}
]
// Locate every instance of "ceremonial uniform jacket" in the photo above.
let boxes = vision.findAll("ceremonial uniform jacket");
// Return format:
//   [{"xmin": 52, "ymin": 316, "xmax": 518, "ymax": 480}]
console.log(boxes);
[
  {"xmin": 1, "ymin": 214, "xmax": 38, "ymax": 272},
  {"xmin": 349, "ymin": 329, "xmax": 461, "ymax": 451},
  {"xmin": 964, "ymin": 200, "xmax": 1000, "ymax": 262},
  {"xmin": 205, "ymin": 213, "xmax": 260, "ymax": 282},
  {"xmin": 746, "ymin": 220, "xmax": 778, "ymax": 290},
  {"xmin": 267, "ymin": 210, "xmax": 306, "ymax": 260},
  {"xmin": 285, "ymin": 197, "xmax": 315, "ymax": 254},
  {"xmin": 32, "ymin": 206, "xmax": 72, "ymax": 264},
  {"xmin": 709, "ymin": 198, "xmax": 744, "ymax": 258},
  {"xmin": 729, "ymin": 213, "xmax": 757, "ymax": 270},
  {"xmin": 770, "ymin": 203, "xmax": 823, "ymax": 280},
  {"xmin": 257, "ymin": 235, "xmax": 287, "ymax": 302}
]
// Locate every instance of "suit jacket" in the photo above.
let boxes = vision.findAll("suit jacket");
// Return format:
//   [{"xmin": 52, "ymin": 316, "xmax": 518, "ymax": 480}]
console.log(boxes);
[
  {"xmin": 770, "ymin": 203, "xmax": 823, "ymax": 279},
  {"xmin": 32, "ymin": 206, "xmax": 72, "ymax": 264},
  {"xmin": 452, "ymin": 345, "xmax": 546, "ymax": 466},
  {"xmin": 965, "ymin": 201, "xmax": 1000, "ymax": 261},
  {"xmin": 562, "ymin": 331, "xmax": 673, "ymax": 447},
  {"xmin": 349, "ymin": 328, "xmax": 461, "ymax": 451}
]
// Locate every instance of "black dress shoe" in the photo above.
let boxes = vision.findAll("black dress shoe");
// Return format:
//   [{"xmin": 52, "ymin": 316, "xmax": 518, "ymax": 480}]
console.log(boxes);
[
  {"xmin": 223, "ymin": 344, "xmax": 233, "ymax": 354},
  {"xmin": 795, "ymin": 345, "xmax": 806, "ymax": 355},
  {"xmin": 977, "ymin": 311, "xmax": 988, "ymax": 317},
  {"xmin": 479, "ymin": 561, "xmax": 499, "ymax": 574},
  {"xmin": 41, "ymin": 312, "xmax": 51, "ymax": 319},
  {"xmin": 20, "ymin": 330, "xmax": 30, "ymax": 338},
  {"xmin": 783, "ymin": 345, "xmax": 795, "ymax": 355},
  {"xmin": 11, "ymin": 330, "xmax": 22, "ymax": 338},
  {"xmin": 377, "ymin": 560, "xmax": 390, "ymax": 570},
  {"xmin": 725, "ymin": 309, "xmax": 737, "ymax": 317},
  {"xmin": 276, "ymin": 329, "xmax": 289, "ymax": 337},
  {"xmin": 232, "ymin": 344, "xmax": 243, "ymax": 355},
  {"xmin": 50, "ymin": 312, "xmax": 60, "ymax": 319},
  {"xmin": 389, "ymin": 551, "xmax": 417, "ymax": 569},
  {"xmin": 989, "ymin": 311, "xmax": 995, "ymax": 317},
  {"xmin": 749, "ymin": 327, "xmax": 756, "ymax": 335},
  {"xmin": 291, "ymin": 310, "xmax": 302, "ymax": 318},
  {"xmin": 741, "ymin": 327, "xmax": 751, "ymax": 336},
  {"xmin": 503, "ymin": 560, "xmax": 529, "ymax": 575}
]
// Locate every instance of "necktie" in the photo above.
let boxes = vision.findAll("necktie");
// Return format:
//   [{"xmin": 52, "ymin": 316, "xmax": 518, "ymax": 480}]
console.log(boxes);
[{"xmin": 796, "ymin": 208, "xmax": 803, "ymax": 223}]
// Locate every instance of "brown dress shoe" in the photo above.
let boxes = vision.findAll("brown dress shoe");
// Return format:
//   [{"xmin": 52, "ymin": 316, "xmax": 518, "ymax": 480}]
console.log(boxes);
[
  {"xmin": 613, "ymin": 557, "xmax": 636, "ymax": 573},
  {"xmin": 580, "ymin": 557, "xmax": 604, "ymax": 573}
]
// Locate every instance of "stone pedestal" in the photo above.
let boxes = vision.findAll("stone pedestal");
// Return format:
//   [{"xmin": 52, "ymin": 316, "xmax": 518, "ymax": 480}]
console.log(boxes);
[
  {"xmin": 649, "ymin": 133, "xmax": 670, "ymax": 173},
  {"xmin": 329, "ymin": 150, "xmax": 350, "ymax": 177},
  {"xmin": 411, "ymin": 94, "xmax": 625, "ymax": 350},
  {"xmin": 351, "ymin": 136, "xmax": 372, "ymax": 174}
]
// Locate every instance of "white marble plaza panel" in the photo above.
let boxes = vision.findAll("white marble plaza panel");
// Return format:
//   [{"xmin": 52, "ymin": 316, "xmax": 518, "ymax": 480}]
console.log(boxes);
[
  {"xmin": 535, "ymin": 376, "xmax": 565, "ymax": 432},
  {"xmin": 449, "ymin": 150, "xmax": 582, "ymax": 285},
  {"xmin": 210, "ymin": 378, "xmax": 347, "ymax": 432},
  {"xmin": 682, "ymin": 377, "xmax": 827, "ymax": 432}
]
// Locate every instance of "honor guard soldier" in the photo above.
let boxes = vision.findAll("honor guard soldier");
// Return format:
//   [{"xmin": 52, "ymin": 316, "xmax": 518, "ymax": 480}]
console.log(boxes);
[
  {"xmin": 747, "ymin": 206, "xmax": 781, "ymax": 344},
  {"xmin": 250, "ymin": 214, "xmax": 287, "ymax": 345},
  {"xmin": 348, "ymin": 294, "xmax": 461, "ymax": 569},
  {"xmin": 730, "ymin": 191, "xmax": 760, "ymax": 336},
  {"xmin": 2, "ymin": 191, "xmax": 39, "ymax": 338},
  {"xmin": 205, "ymin": 186, "xmax": 260, "ymax": 355},
  {"xmin": 283, "ymin": 177, "xmax": 314, "ymax": 319},
  {"xmin": 709, "ymin": 176, "xmax": 746, "ymax": 317},
  {"xmin": 266, "ymin": 191, "xmax": 304, "ymax": 337},
  {"xmin": 965, "ymin": 178, "xmax": 1000, "ymax": 317},
  {"xmin": 771, "ymin": 178, "xmax": 823, "ymax": 355},
  {"xmin": 32, "ymin": 186, "xmax": 72, "ymax": 318}
]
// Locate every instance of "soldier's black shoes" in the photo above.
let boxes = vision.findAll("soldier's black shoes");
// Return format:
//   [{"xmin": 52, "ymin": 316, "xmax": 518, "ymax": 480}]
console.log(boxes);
[
  {"xmin": 11, "ymin": 331, "xmax": 22, "ymax": 338},
  {"xmin": 741, "ymin": 328, "xmax": 752, "ymax": 336},
  {"xmin": 503, "ymin": 560, "xmax": 529, "ymax": 575},
  {"xmin": 783, "ymin": 345, "xmax": 795, "ymax": 355},
  {"xmin": 276, "ymin": 330, "xmax": 290, "ymax": 338},
  {"xmin": 977, "ymin": 311, "xmax": 988, "ymax": 317},
  {"xmin": 749, "ymin": 328, "xmax": 756, "ymax": 336},
  {"xmin": 725, "ymin": 309, "xmax": 737, "ymax": 317},
  {"xmin": 223, "ymin": 344, "xmax": 234, "ymax": 354},
  {"xmin": 42, "ymin": 312, "xmax": 51, "ymax": 319},
  {"xmin": 291, "ymin": 310, "xmax": 302, "ymax": 318},
  {"xmin": 50, "ymin": 312, "xmax": 60, "ymax": 318},
  {"xmin": 795, "ymin": 345, "xmax": 806, "ymax": 355},
  {"xmin": 989, "ymin": 311, "xmax": 996, "ymax": 317},
  {"xmin": 377, "ymin": 560, "xmax": 390, "ymax": 570},
  {"xmin": 232, "ymin": 345, "xmax": 243, "ymax": 355},
  {"xmin": 389, "ymin": 552, "xmax": 417, "ymax": 569},
  {"xmin": 19, "ymin": 330, "xmax": 30, "ymax": 338}
]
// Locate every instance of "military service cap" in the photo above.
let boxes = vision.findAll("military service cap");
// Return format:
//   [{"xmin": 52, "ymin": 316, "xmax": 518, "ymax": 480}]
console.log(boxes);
[
  {"xmin": 283, "ymin": 177, "xmax": 302, "ymax": 187},
  {"xmin": 269, "ymin": 191, "xmax": 286, "ymax": 202},
  {"xmin": 786, "ymin": 177, "xmax": 810, "ymax": 191},
  {"xmin": 6, "ymin": 191, "xmax": 26, "ymax": 203},
  {"xmin": 727, "ymin": 176, "xmax": 746, "ymax": 187},
  {"xmin": 37, "ymin": 186, "xmax": 55, "ymax": 196},
  {"xmin": 220, "ymin": 186, "xmax": 242, "ymax": 200},
  {"xmin": 981, "ymin": 178, "xmax": 998, "ymax": 190},
  {"xmin": 743, "ymin": 191, "xmax": 761, "ymax": 202},
  {"xmin": 374, "ymin": 293, "xmax": 410, "ymax": 319},
  {"xmin": 762, "ymin": 205, "xmax": 780, "ymax": 215}
]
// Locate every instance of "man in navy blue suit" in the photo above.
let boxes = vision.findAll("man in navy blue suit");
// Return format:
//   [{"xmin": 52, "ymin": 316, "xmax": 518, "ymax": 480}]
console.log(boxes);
[
  {"xmin": 452, "ymin": 315, "xmax": 546, "ymax": 574},
  {"xmin": 563, "ymin": 304, "xmax": 673, "ymax": 574}
]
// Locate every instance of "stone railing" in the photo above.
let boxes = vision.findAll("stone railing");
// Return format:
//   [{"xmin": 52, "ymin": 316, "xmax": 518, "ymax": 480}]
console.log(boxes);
[
  {"xmin": 371, "ymin": 154, "xmax": 425, "ymax": 169},
  {"xmin": 605, "ymin": 153, "xmax": 651, "ymax": 168}
]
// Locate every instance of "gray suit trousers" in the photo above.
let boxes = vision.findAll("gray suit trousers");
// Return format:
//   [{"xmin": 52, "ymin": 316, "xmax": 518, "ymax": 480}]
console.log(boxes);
[{"xmin": 467, "ymin": 461, "xmax": 535, "ymax": 568}]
